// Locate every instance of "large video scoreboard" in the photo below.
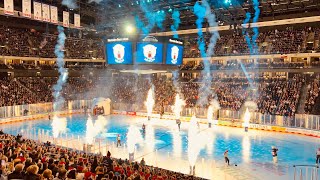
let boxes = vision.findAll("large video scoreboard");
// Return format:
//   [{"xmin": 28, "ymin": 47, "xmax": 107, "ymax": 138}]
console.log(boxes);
[{"xmin": 105, "ymin": 37, "xmax": 184, "ymax": 66}]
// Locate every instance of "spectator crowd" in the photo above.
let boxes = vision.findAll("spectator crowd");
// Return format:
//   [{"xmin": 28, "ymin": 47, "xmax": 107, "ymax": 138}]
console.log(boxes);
[
  {"xmin": 182, "ymin": 26, "xmax": 320, "ymax": 58},
  {"xmin": 0, "ymin": 132, "xmax": 203, "ymax": 180},
  {"xmin": 0, "ymin": 72, "xmax": 320, "ymax": 116},
  {"xmin": 0, "ymin": 25, "xmax": 320, "ymax": 116},
  {"xmin": 0, "ymin": 25, "xmax": 104, "ymax": 59},
  {"xmin": 0, "ymin": 25, "xmax": 319, "ymax": 61}
]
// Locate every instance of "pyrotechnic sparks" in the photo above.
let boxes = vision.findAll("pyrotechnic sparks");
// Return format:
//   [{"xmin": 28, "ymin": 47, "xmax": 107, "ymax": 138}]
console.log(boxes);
[
  {"xmin": 172, "ymin": 94, "xmax": 185, "ymax": 120},
  {"xmin": 243, "ymin": 108, "xmax": 251, "ymax": 128},
  {"xmin": 127, "ymin": 125, "xmax": 143, "ymax": 154},
  {"xmin": 51, "ymin": 116, "xmax": 67, "ymax": 138},
  {"xmin": 85, "ymin": 115, "xmax": 107, "ymax": 144},
  {"xmin": 144, "ymin": 88, "xmax": 155, "ymax": 118},
  {"xmin": 207, "ymin": 99, "xmax": 220, "ymax": 125},
  {"xmin": 187, "ymin": 116, "xmax": 208, "ymax": 167}
]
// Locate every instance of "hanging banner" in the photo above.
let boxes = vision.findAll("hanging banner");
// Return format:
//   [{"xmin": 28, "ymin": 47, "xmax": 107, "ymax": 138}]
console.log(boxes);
[
  {"xmin": 22, "ymin": 0, "xmax": 31, "ymax": 18},
  {"xmin": 33, "ymin": 1, "xmax": 42, "ymax": 21},
  {"xmin": 63, "ymin": 11, "xmax": 69, "ymax": 27},
  {"xmin": 4, "ymin": 0, "xmax": 14, "ymax": 15},
  {"xmin": 50, "ymin": 6, "xmax": 58, "ymax": 24},
  {"xmin": 42, "ymin": 4, "xmax": 50, "ymax": 22},
  {"xmin": 74, "ymin": 14, "xmax": 81, "ymax": 28}
]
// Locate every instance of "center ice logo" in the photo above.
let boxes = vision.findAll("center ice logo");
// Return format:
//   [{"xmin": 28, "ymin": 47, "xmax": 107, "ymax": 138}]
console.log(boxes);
[
  {"xmin": 171, "ymin": 46, "xmax": 179, "ymax": 64},
  {"xmin": 113, "ymin": 44, "xmax": 125, "ymax": 63},
  {"xmin": 143, "ymin": 44, "xmax": 157, "ymax": 62}
]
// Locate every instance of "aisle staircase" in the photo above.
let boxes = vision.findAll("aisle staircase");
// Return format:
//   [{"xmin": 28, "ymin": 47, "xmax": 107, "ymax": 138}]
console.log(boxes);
[
  {"xmin": 312, "ymin": 95, "xmax": 320, "ymax": 115},
  {"xmin": 13, "ymin": 78, "xmax": 36, "ymax": 96},
  {"xmin": 296, "ymin": 84, "xmax": 308, "ymax": 114}
]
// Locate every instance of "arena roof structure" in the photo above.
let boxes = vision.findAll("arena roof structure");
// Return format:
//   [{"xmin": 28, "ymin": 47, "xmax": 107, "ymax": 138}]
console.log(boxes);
[
  {"xmin": 1, "ymin": 0, "xmax": 318, "ymax": 35},
  {"xmin": 96, "ymin": 0, "xmax": 320, "ymax": 34}
]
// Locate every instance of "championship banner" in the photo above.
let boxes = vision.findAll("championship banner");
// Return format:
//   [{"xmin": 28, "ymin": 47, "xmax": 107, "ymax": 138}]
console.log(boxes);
[
  {"xmin": 63, "ymin": 11, "xmax": 69, "ymax": 27},
  {"xmin": 74, "ymin": 14, "xmax": 81, "ymax": 28},
  {"xmin": 22, "ymin": 0, "xmax": 31, "ymax": 18},
  {"xmin": 33, "ymin": 1, "xmax": 42, "ymax": 21},
  {"xmin": 4, "ymin": 0, "xmax": 14, "ymax": 15},
  {"xmin": 50, "ymin": 6, "xmax": 58, "ymax": 24},
  {"xmin": 42, "ymin": 4, "xmax": 50, "ymax": 22}
]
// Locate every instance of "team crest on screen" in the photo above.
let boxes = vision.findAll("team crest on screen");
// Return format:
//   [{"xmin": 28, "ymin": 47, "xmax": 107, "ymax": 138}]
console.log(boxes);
[
  {"xmin": 171, "ymin": 46, "xmax": 179, "ymax": 64},
  {"xmin": 143, "ymin": 44, "xmax": 157, "ymax": 62},
  {"xmin": 113, "ymin": 44, "xmax": 125, "ymax": 63}
]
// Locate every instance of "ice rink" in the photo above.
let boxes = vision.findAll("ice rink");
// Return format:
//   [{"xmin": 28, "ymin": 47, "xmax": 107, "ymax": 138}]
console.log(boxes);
[{"xmin": 1, "ymin": 114, "xmax": 319, "ymax": 179}]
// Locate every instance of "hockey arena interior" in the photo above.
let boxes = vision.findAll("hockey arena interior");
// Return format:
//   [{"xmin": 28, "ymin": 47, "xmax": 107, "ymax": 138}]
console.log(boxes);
[{"xmin": 0, "ymin": 0, "xmax": 320, "ymax": 179}]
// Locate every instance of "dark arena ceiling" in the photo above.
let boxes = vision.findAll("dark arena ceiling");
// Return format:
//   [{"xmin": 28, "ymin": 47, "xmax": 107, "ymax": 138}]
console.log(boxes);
[
  {"xmin": 94, "ymin": 0, "xmax": 320, "ymax": 33},
  {"xmin": 4, "ymin": 0, "xmax": 320, "ymax": 34}
]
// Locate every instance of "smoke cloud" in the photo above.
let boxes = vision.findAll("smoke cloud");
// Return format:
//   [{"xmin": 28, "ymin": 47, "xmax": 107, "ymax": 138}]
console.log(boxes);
[
  {"xmin": 171, "ymin": 10, "xmax": 181, "ymax": 38},
  {"xmin": 244, "ymin": 100, "xmax": 258, "ymax": 111},
  {"xmin": 172, "ymin": 70, "xmax": 180, "ymax": 93},
  {"xmin": 134, "ymin": 15, "xmax": 149, "ymax": 35},
  {"xmin": 203, "ymin": 0, "xmax": 219, "ymax": 58},
  {"xmin": 243, "ymin": 12, "xmax": 252, "ymax": 54},
  {"xmin": 135, "ymin": 0, "xmax": 166, "ymax": 36},
  {"xmin": 193, "ymin": 2, "xmax": 207, "ymax": 58},
  {"xmin": 194, "ymin": 0, "xmax": 220, "ymax": 106},
  {"xmin": 88, "ymin": 0, "xmax": 103, "ymax": 3},
  {"xmin": 155, "ymin": 11, "xmax": 166, "ymax": 30},
  {"xmin": 62, "ymin": 0, "xmax": 77, "ymax": 9},
  {"xmin": 53, "ymin": 26, "xmax": 68, "ymax": 111},
  {"xmin": 252, "ymin": 0, "xmax": 260, "ymax": 54},
  {"xmin": 85, "ymin": 115, "xmax": 108, "ymax": 144}
]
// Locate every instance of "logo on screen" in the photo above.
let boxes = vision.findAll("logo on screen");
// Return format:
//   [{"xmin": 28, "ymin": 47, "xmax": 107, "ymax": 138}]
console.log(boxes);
[
  {"xmin": 171, "ymin": 46, "xmax": 179, "ymax": 64},
  {"xmin": 143, "ymin": 44, "xmax": 157, "ymax": 62},
  {"xmin": 113, "ymin": 44, "xmax": 125, "ymax": 63}
]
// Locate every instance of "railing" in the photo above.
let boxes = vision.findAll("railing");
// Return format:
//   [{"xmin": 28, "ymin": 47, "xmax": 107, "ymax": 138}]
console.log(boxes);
[
  {"xmin": 2, "ymin": 101, "xmax": 319, "ymax": 135},
  {"xmin": 219, "ymin": 109, "xmax": 320, "ymax": 130},
  {"xmin": 0, "ymin": 100, "xmax": 93, "ymax": 119},
  {"xmin": 112, "ymin": 103, "xmax": 320, "ymax": 131},
  {"xmin": 293, "ymin": 165, "xmax": 319, "ymax": 180}
]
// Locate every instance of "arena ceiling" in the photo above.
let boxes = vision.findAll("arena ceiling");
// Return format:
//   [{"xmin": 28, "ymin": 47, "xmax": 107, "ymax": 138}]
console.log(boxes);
[
  {"xmin": 7, "ymin": 0, "xmax": 319, "ymax": 32},
  {"xmin": 95, "ymin": 0, "xmax": 320, "ymax": 34}
]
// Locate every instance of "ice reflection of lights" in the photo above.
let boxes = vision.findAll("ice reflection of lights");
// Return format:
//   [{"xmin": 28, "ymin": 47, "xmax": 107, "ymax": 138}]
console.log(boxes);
[
  {"xmin": 242, "ymin": 135, "xmax": 251, "ymax": 163},
  {"xmin": 145, "ymin": 123, "xmax": 155, "ymax": 151},
  {"xmin": 224, "ymin": 131, "xmax": 229, "ymax": 140},
  {"xmin": 172, "ymin": 126, "xmax": 182, "ymax": 157},
  {"xmin": 205, "ymin": 132, "xmax": 214, "ymax": 155}
]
